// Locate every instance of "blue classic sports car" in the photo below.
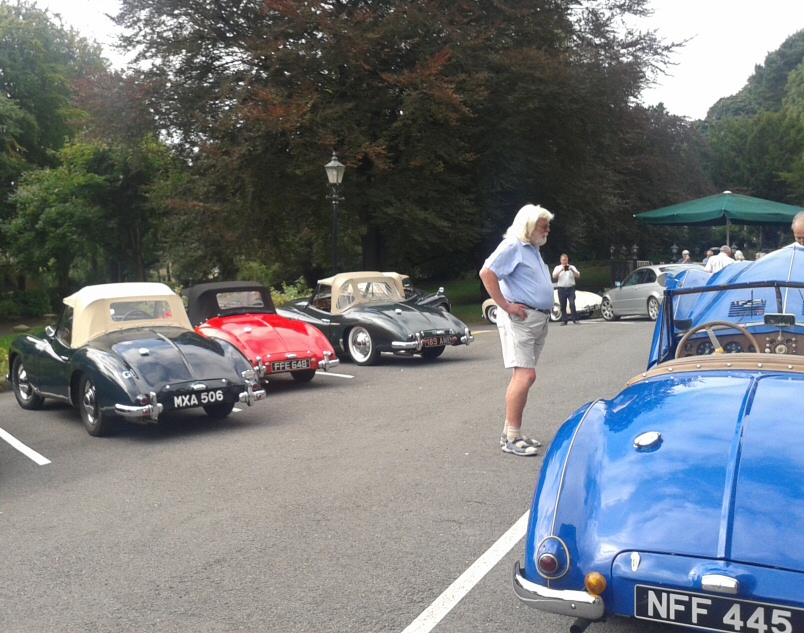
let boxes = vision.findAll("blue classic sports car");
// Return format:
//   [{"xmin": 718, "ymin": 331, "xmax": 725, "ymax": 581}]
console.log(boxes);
[
  {"xmin": 514, "ymin": 243, "xmax": 804, "ymax": 632},
  {"xmin": 8, "ymin": 283, "xmax": 265, "ymax": 436},
  {"xmin": 279, "ymin": 271, "xmax": 472, "ymax": 365}
]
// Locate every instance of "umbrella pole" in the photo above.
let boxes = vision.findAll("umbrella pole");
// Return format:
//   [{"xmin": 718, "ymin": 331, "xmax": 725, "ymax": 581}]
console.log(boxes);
[{"xmin": 726, "ymin": 218, "xmax": 730, "ymax": 245}]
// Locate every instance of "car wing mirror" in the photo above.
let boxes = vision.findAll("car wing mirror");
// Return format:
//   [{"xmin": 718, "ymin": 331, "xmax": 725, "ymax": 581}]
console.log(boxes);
[
  {"xmin": 615, "ymin": 281, "xmax": 622, "ymax": 288},
  {"xmin": 657, "ymin": 273, "xmax": 667, "ymax": 287},
  {"xmin": 45, "ymin": 325, "xmax": 55, "ymax": 338},
  {"xmin": 674, "ymin": 319, "xmax": 692, "ymax": 332},
  {"xmin": 764, "ymin": 313, "xmax": 795, "ymax": 326}
]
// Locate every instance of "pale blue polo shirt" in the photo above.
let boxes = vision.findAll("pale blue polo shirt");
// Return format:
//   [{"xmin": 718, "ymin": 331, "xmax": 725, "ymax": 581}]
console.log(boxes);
[{"xmin": 482, "ymin": 237, "xmax": 554, "ymax": 310}]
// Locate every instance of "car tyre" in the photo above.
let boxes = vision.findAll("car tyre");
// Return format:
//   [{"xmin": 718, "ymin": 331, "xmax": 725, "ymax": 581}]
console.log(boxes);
[
  {"xmin": 601, "ymin": 298, "xmax": 619, "ymax": 321},
  {"xmin": 647, "ymin": 296, "xmax": 660, "ymax": 321},
  {"xmin": 79, "ymin": 375, "xmax": 115, "ymax": 437},
  {"xmin": 291, "ymin": 369, "xmax": 316, "ymax": 382},
  {"xmin": 485, "ymin": 304, "xmax": 498, "ymax": 324},
  {"xmin": 347, "ymin": 326, "xmax": 380, "ymax": 365},
  {"xmin": 420, "ymin": 346, "xmax": 445, "ymax": 360},
  {"xmin": 550, "ymin": 303, "xmax": 563, "ymax": 322},
  {"xmin": 11, "ymin": 356, "xmax": 44, "ymax": 410},
  {"xmin": 203, "ymin": 402, "xmax": 235, "ymax": 418}
]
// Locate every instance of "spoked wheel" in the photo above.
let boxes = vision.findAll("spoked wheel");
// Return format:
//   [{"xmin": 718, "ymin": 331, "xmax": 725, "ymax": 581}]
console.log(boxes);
[
  {"xmin": 347, "ymin": 326, "xmax": 380, "ymax": 365},
  {"xmin": 600, "ymin": 298, "xmax": 619, "ymax": 321},
  {"xmin": 550, "ymin": 303, "xmax": 563, "ymax": 322},
  {"xmin": 203, "ymin": 402, "xmax": 235, "ymax": 418},
  {"xmin": 79, "ymin": 375, "xmax": 115, "ymax": 437},
  {"xmin": 291, "ymin": 369, "xmax": 316, "ymax": 382},
  {"xmin": 420, "ymin": 345, "xmax": 445, "ymax": 360},
  {"xmin": 11, "ymin": 356, "xmax": 44, "ymax": 410},
  {"xmin": 647, "ymin": 296, "xmax": 661, "ymax": 321}
]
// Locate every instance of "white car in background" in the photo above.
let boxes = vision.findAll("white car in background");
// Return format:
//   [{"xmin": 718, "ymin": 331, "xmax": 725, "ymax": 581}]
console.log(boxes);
[{"xmin": 481, "ymin": 287, "xmax": 602, "ymax": 324}]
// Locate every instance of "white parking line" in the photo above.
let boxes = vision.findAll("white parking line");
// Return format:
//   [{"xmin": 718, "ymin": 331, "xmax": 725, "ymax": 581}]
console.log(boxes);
[
  {"xmin": 401, "ymin": 511, "xmax": 529, "ymax": 633},
  {"xmin": 317, "ymin": 371, "xmax": 354, "ymax": 378},
  {"xmin": 0, "ymin": 427, "xmax": 51, "ymax": 465}
]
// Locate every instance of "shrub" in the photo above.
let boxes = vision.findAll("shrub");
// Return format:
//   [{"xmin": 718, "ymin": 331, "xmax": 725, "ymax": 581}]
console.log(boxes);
[
  {"xmin": 0, "ymin": 299, "xmax": 21, "ymax": 321},
  {"xmin": 15, "ymin": 288, "xmax": 54, "ymax": 318},
  {"xmin": 271, "ymin": 278, "xmax": 309, "ymax": 306}
]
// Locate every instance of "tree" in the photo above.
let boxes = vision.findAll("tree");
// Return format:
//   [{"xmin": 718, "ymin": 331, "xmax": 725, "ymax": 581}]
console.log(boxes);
[
  {"xmin": 0, "ymin": 1, "xmax": 106, "ymax": 218},
  {"xmin": 6, "ymin": 137, "xmax": 178, "ymax": 289},
  {"xmin": 111, "ymin": 0, "xmax": 682, "ymax": 280}
]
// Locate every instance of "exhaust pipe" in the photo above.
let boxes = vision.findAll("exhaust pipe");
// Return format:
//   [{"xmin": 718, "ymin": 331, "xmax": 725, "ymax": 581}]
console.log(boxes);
[{"xmin": 569, "ymin": 618, "xmax": 592, "ymax": 633}]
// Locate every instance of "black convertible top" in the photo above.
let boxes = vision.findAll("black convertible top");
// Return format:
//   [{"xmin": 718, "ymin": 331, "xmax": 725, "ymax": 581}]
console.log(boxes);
[{"xmin": 182, "ymin": 281, "xmax": 277, "ymax": 327}]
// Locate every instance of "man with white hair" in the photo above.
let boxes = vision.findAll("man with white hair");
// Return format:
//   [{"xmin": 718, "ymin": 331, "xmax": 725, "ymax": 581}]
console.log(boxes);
[
  {"xmin": 704, "ymin": 245, "xmax": 735, "ymax": 273},
  {"xmin": 677, "ymin": 249, "xmax": 691, "ymax": 263},
  {"xmin": 792, "ymin": 211, "xmax": 804, "ymax": 245},
  {"xmin": 479, "ymin": 204, "xmax": 554, "ymax": 456}
]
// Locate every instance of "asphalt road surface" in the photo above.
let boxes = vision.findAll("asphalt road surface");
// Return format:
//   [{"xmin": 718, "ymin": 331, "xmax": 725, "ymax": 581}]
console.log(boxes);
[{"xmin": 1, "ymin": 318, "xmax": 681, "ymax": 633}]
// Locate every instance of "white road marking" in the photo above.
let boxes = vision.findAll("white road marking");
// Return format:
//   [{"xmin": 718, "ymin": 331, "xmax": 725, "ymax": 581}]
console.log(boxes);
[
  {"xmin": 0, "ymin": 427, "xmax": 51, "ymax": 465},
  {"xmin": 401, "ymin": 511, "xmax": 529, "ymax": 633},
  {"xmin": 316, "ymin": 371, "xmax": 354, "ymax": 379}
]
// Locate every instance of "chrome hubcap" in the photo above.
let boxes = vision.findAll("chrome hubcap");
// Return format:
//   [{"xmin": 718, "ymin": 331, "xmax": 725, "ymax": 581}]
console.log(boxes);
[
  {"xmin": 16, "ymin": 363, "xmax": 32, "ymax": 400},
  {"xmin": 82, "ymin": 381, "xmax": 97, "ymax": 426},
  {"xmin": 350, "ymin": 329, "xmax": 372, "ymax": 361}
]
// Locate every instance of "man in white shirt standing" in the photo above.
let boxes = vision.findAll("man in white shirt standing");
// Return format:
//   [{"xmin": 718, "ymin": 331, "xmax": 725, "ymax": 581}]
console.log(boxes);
[
  {"xmin": 551, "ymin": 254, "xmax": 580, "ymax": 325},
  {"xmin": 704, "ymin": 245, "xmax": 735, "ymax": 273}
]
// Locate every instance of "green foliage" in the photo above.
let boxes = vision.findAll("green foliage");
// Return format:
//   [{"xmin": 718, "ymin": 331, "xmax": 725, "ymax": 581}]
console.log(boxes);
[
  {"xmin": 15, "ymin": 288, "xmax": 53, "ymax": 317},
  {"xmin": 0, "ymin": 299, "xmax": 20, "ymax": 321},
  {"xmin": 112, "ymin": 0, "xmax": 687, "ymax": 277},
  {"xmin": 5, "ymin": 136, "xmax": 182, "ymax": 289},
  {"xmin": 270, "ymin": 278, "xmax": 309, "ymax": 307},
  {"xmin": 704, "ymin": 30, "xmax": 804, "ymax": 206}
]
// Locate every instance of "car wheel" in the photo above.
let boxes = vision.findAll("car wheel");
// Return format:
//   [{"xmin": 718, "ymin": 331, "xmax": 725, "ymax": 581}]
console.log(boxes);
[
  {"xmin": 485, "ymin": 304, "xmax": 498, "ymax": 324},
  {"xmin": 647, "ymin": 296, "xmax": 660, "ymax": 321},
  {"xmin": 291, "ymin": 369, "xmax": 316, "ymax": 382},
  {"xmin": 420, "ymin": 346, "xmax": 445, "ymax": 360},
  {"xmin": 550, "ymin": 303, "xmax": 562, "ymax": 322},
  {"xmin": 203, "ymin": 402, "xmax": 235, "ymax": 418},
  {"xmin": 79, "ymin": 375, "xmax": 115, "ymax": 437},
  {"xmin": 11, "ymin": 356, "xmax": 44, "ymax": 410},
  {"xmin": 347, "ymin": 326, "xmax": 380, "ymax": 365},
  {"xmin": 601, "ymin": 298, "xmax": 619, "ymax": 321}
]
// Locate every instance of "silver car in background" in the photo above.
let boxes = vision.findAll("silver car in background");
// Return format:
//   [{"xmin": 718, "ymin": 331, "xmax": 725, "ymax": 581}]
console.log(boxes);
[{"xmin": 600, "ymin": 263, "xmax": 700, "ymax": 321}]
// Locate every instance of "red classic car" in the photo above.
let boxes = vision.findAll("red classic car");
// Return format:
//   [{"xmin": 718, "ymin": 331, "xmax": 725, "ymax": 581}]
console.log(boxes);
[{"xmin": 183, "ymin": 281, "xmax": 339, "ymax": 383}]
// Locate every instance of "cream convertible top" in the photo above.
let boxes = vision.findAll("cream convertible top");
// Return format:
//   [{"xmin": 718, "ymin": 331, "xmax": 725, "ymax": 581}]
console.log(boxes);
[
  {"xmin": 63, "ymin": 282, "xmax": 193, "ymax": 348},
  {"xmin": 315, "ymin": 272, "xmax": 407, "ymax": 315}
]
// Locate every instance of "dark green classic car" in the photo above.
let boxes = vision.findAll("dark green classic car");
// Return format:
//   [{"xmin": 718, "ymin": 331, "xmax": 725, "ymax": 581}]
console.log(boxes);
[
  {"xmin": 278, "ymin": 271, "xmax": 473, "ymax": 366},
  {"xmin": 7, "ymin": 282, "xmax": 265, "ymax": 436}
]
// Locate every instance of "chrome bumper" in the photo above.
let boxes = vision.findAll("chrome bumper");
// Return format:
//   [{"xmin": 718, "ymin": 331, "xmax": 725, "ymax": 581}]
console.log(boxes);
[
  {"xmin": 115, "ymin": 391, "xmax": 163, "ymax": 421},
  {"xmin": 319, "ymin": 351, "xmax": 340, "ymax": 372},
  {"xmin": 392, "ymin": 327, "xmax": 475, "ymax": 352},
  {"xmin": 513, "ymin": 562, "xmax": 605, "ymax": 621}
]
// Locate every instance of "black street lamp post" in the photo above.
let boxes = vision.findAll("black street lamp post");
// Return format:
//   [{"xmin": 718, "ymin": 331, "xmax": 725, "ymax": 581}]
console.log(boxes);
[{"xmin": 324, "ymin": 152, "xmax": 346, "ymax": 275}]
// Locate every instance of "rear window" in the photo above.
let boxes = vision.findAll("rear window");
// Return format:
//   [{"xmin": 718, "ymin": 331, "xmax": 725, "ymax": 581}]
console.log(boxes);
[
  {"xmin": 110, "ymin": 300, "xmax": 174, "ymax": 321},
  {"xmin": 213, "ymin": 291, "xmax": 265, "ymax": 310}
]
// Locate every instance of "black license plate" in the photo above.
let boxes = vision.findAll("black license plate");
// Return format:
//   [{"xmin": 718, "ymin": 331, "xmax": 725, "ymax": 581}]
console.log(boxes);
[
  {"xmin": 271, "ymin": 359, "xmax": 311, "ymax": 372},
  {"xmin": 422, "ymin": 335, "xmax": 449, "ymax": 347},
  {"xmin": 172, "ymin": 389, "xmax": 225, "ymax": 409},
  {"xmin": 635, "ymin": 585, "xmax": 804, "ymax": 633}
]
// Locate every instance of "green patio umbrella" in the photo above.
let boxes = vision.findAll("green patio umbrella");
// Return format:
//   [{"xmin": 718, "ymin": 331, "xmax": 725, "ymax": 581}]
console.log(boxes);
[{"xmin": 634, "ymin": 191, "xmax": 804, "ymax": 243}]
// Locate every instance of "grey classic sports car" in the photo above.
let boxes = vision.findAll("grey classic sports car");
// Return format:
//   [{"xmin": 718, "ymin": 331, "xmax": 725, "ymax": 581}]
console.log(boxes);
[{"xmin": 279, "ymin": 271, "xmax": 473, "ymax": 365}]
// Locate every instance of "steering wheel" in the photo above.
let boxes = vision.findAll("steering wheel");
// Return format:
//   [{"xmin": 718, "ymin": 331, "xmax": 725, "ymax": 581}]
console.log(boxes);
[
  {"xmin": 121, "ymin": 310, "xmax": 152, "ymax": 321},
  {"xmin": 675, "ymin": 320, "xmax": 759, "ymax": 359}
]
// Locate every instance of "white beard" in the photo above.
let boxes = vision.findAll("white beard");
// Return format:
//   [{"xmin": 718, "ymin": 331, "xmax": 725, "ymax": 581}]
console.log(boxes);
[{"xmin": 531, "ymin": 234, "xmax": 548, "ymax": 247}]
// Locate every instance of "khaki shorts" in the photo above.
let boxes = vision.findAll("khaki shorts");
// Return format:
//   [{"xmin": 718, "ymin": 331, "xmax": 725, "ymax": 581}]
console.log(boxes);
[{"xmin": 497, "ymin": 308, "xmax": 549, "ymax": 369}]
